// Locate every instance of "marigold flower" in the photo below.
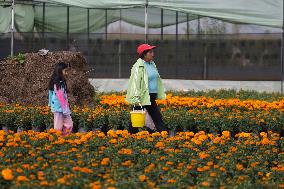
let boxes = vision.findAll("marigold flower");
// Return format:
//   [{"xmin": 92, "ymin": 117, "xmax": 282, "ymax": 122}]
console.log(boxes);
[
  {"xmin": 1, "ymin": 168, "xmax": 13, "ymax": 180},
  {"xmin": 139, "ymin": 175, "xmax": 147, "ymax": 182},
  {"xmin": 167, "ymin": 179, "xmax": 176, "ymax": 183},
  {"xmin": 236, "ymin": 164, "xmax": 244, "ymax": 171},
  {"xmin": 101, "ymin": 158, "xmax": 110, "ymax": 166},
  {"xmin": 16, "ymin": 176, "xmax": 29, "ymax": 182},
  {"xmin": 201, "ymin": 181, "xmax": 209, "ymax": 186}
]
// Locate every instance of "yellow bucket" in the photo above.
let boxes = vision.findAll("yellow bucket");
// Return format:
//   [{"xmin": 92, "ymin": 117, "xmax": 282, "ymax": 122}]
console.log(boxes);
[{"xmin": 130, "ymin": 110, "xmax": 146, "ymax": 127}]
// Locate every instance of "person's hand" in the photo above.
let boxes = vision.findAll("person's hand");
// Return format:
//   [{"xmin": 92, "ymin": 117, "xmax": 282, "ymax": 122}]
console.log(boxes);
[{"xmin": 134, "ymin": 103, "xmax": 142, "ymax": 107}]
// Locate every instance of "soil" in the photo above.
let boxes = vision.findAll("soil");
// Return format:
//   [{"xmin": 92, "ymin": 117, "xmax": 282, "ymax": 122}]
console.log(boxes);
[{"xmin": 0, "ymin": 51, "xmax": 95, "ymax": 106}]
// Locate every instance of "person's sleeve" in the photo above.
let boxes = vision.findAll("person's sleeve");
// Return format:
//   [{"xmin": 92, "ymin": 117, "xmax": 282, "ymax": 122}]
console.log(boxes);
[
  {"xmin": 48, "ymin": 90, "xmax": 52, "ymax": 107},
  {"xmin": 126, "ymin": 66, "xmax": 141, "ymax": 105},
  {"xmin": 55, "ymin": 87, "xmax": 68, "ymax": 112}
]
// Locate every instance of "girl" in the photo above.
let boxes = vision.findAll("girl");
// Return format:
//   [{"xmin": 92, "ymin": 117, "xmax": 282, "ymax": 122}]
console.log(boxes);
[{"xmin": 48, "ymin": 62, "xmax": 73, "ymax": 136}]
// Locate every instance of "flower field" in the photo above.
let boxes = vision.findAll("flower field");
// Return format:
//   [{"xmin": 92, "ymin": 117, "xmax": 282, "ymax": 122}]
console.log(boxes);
[
  {"xmin": 0, "ymin": 92, "xmax": 283, "ymax": 134},
  {"xmin": 0, "ymin": 130, "xmax": 283, "ymax": 188},
  {"xmin": 0, "ymin": 90, "xmax": 283, "ymax": 188}
]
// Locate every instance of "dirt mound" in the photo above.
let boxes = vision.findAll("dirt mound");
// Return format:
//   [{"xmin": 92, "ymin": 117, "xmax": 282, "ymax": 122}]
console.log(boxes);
[{"xmin": 0, "ymin": 51, "xmax": 95, "ymax": 106}]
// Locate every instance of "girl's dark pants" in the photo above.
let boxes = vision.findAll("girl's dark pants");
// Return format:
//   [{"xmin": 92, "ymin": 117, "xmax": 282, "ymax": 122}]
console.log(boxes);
[{"xmin": 129, "ymin": 93, "xmax": 168, "ymax": 133}]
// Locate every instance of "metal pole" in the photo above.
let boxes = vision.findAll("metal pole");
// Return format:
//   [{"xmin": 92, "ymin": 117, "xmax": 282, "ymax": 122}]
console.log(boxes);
[
  {"xmin": 175, "ymin": 11, "xmax": 178, "ymax": 78},
  {"xmin": 187, "ymin": 13, "xmax": 189, "ymax": 40},
  {"xmin": 198, "ymin": 15, "xmax": 201, "ymax": 34},
  {"xmin": 281, "ymin": 2, "xmax": 284, "ymax": 94},
  {"xmin": 67, "ymin": 6, "xmax": 69, "ymax": 50},
  {"xmin": 105, "ymin": 9, "xmax": 108, "ymax": 40},
  {"xmin": 144, "ymin": 0, "xmax": 148, "ymax": 43},
  {"xmin": 161, "ymin": 8, "xmax": 163, "ymax": 40},
  {"xmin": 87, "ymin": 8, "xmax": 90, "ymax": 41},
  {"xmin": 118, "ymin": 9, "xmax": 122, "ymax": 78},
  {"xmin": 42, "ymin": 2, "xmax": 45, "ymax": 47},
  {"xmin": 11, "ymin": 0, "xmax": 15, "ymax": 57}
]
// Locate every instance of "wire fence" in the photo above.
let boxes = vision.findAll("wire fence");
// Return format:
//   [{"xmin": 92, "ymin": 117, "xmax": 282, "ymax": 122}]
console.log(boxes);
[{"xmin": 0, "ymin": 32, "xmax": 281, "ymax": 81}]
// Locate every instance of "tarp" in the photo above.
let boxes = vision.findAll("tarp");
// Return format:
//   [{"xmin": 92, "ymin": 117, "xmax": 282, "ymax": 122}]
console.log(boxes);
[
  {"xmin": 39, "ymin": 0, "xmax": 283, "ymax": 28},
  {"xmin": 0, "ymin": 0, "xmax": 282, "ymax": 33}
]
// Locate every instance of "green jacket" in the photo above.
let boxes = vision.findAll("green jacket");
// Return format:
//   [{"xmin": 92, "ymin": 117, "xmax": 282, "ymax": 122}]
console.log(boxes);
[{"xmin": 126, "ymin": 58, "xmax": 166, "ymax": 105}]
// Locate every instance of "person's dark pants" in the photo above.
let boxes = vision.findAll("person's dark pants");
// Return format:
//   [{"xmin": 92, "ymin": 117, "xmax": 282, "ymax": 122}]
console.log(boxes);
[{"xmin": 129, "ymin": 93, "xmax": 168, "ymax": 133}]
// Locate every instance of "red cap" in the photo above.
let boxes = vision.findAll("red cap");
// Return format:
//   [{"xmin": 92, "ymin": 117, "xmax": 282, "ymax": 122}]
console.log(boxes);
[{"xmin": 137, "ymin": 44, "xmax": 156, "ymax": 56}]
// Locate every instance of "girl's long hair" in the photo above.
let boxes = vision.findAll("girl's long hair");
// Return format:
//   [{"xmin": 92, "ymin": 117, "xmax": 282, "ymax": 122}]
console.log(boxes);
[{"xmin": 48, "ymin": 62, "xmax": 68, "ymax": 91}]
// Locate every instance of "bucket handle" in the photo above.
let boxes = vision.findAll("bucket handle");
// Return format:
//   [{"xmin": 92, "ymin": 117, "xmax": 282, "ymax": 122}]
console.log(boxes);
[{"xmin": 132, "ymin": 103, "xmax": 144, "ymax": 112}]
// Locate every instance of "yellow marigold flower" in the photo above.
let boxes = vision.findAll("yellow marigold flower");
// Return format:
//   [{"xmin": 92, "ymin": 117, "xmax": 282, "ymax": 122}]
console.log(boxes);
[
  {"xmin": 238, "ymin": 132, "xmax": 251, "ymax": 138},
  {"xmin": 1, "ymin": 168, "xmax": 13, "ymax": 180},
  {"xmin": 260, "ymin": 132, "xmax": 267, "ymax": 138},
  {"xmin": 161, "ymin": 131, "xmax": 168, "ymax": 138}
]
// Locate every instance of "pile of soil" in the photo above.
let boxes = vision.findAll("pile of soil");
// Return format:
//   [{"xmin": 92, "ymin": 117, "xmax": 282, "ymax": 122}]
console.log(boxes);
[{"xmin": 0, "ymin": 51, "xmax": 95, "ymax": 106}]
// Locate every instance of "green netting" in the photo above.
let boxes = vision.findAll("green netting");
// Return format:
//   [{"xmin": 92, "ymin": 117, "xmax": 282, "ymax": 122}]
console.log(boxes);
[
  {"xmin": 0, "ymin": 6, "xmax": 11, "ymax": 33},
  {"xmin": 0, "ymin": 0, "xmax": 282, "ymax": 33}
]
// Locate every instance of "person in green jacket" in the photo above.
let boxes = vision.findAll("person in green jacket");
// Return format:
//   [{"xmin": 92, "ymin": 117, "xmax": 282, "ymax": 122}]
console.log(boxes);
[{"xmin": 126, "ymin": 44, "xmax": 169, "ymax": 133}]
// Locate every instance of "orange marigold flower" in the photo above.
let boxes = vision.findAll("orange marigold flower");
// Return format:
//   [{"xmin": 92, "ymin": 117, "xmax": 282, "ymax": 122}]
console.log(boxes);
[
  {"xmin": 40, "ymin": 181, "xmax": 49, "ymax": 186},
  {"xmin": 16, "ymin": 175, "xmax": 29, "ymax": 182},
  {"xmin": 236, "ymin": 164, "xmax": 244, "ymax": 171},
  {"xmin": 167, "ymin": 179, "xmax": 176, "ymax": 183},
  {"xmin": 222, "ymin": 131, "xmax": 230, "ymax": 138},
  {"xmin": 155, "ymin": 142, "xmax": 164, "ymax": 148},
  {"xmin": 201, "ymin": 181, "xmax": 209, "ymax": 186},
  {"xmin": 198, "ymin": 152, "xmax": 210, "ymax": 159},
  {"xmin": 139, "ymin": 175, "xmax": 147, "ymax": 182},
  {"xmin": 1, "ymin": 168, "xmax": 13, "ymax": 180},
  {"xmin": 101, "ymin": 158, "xmax": 110, "ymax": 166}
]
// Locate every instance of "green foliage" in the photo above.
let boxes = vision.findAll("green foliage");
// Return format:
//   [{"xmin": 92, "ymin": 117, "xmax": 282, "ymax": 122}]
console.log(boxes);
[{"xmin": 16, "ymin": 53, "xmax": 25, "ymax": 65}]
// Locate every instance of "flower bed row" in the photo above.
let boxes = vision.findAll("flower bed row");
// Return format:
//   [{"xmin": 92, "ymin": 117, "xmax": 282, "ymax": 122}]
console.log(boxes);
[
  {"xmin": 0, "ymin": 94, "xmax": 283, "ymax": 134},
  {"xmin": 100, "ymin": 94, "xmax": 284, "ymax": 112},
  {"xmin": 0, "ymin": 130, "xmax": 283, "ymax": 188}
]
